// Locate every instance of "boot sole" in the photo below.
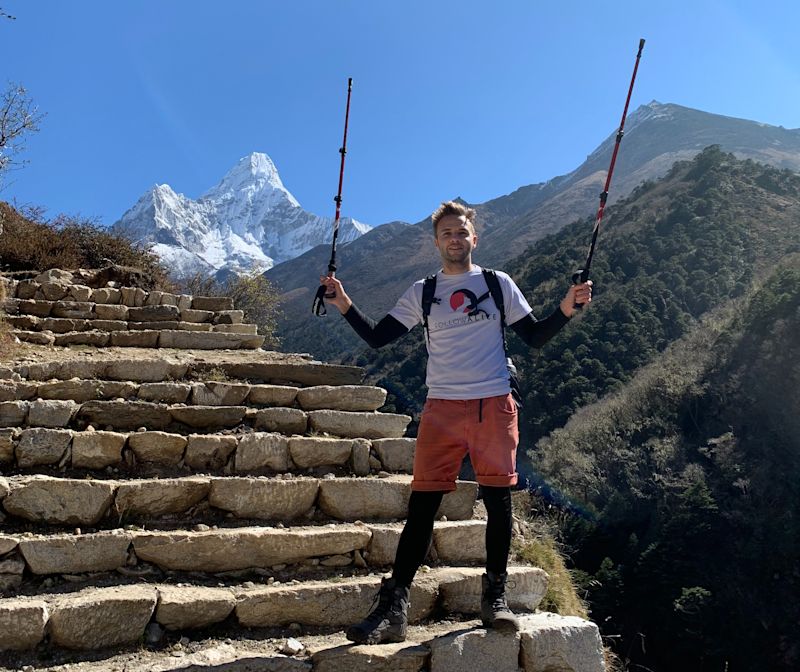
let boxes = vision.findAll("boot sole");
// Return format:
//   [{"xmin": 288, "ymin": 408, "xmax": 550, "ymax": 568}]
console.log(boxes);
[
  {"xmin": 481, "ymin": 616, "xmax": 520, "ymax": 632},
  {"xmin": 346, "ymin": 628, "xmax": 407, "ymax": 645}
]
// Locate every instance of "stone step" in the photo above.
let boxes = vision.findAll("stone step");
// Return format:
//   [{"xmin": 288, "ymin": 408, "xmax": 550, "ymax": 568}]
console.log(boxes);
[
  {"xmin": 0, "ymin": 475, "xmax": 474, "ymax": 529},
  {"xmin": 0, "ymin": 399, "xmax": 410, "ymax": 437},
  {"xmin": 0, "ymin": 567, "xmax": 552, "ymax": 653},
  {"xmin": 6, "ymin": 314, "xmax": 257, "ymax": 335},
  {"xmin": 0, "ymin": 378, "xmax": 387, "ymax": 412},
  {"xmin": 0, "ymin": 612, "xmax": 605, "ymax": 671},
  {"xmin": 2, "ymin": 518, "xmax": 482, "ymax": 580},
  {"xmin": 12, "ymin": 328, "xmax": 265, "ymax": 350},
  {"xmin": 2, "ymin": 357, "xmax": 365, "ymax": 387},
  {"xmin": 0, "ymin": 427, "xmax": 414, "ymax": 475},
  {"xmin": 5, "ymin": 285, "xmax": 237, "ymax": 313}
]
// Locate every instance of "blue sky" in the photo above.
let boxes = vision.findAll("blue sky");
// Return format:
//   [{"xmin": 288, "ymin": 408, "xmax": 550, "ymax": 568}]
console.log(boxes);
[{"xmin": 1, "ymin": 0, "xmax": 799, "ymax": 228}]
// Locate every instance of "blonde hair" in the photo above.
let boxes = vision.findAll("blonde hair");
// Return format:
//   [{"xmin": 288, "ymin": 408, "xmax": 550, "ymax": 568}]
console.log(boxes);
[{"xmin": 430, "ymin": 200, "xmax": 476, "ymax": 235}]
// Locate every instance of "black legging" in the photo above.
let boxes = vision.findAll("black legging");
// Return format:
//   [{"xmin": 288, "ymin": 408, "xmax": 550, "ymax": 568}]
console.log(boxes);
[{"xmin": 391, "ymin": 485, "xmax": 513, "ymax": 587}]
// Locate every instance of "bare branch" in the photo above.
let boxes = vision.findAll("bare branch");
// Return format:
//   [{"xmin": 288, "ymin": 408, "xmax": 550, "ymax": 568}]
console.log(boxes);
[{"xmin": 0, "ymin": 83, "xmax": 44, "ymax": 183}]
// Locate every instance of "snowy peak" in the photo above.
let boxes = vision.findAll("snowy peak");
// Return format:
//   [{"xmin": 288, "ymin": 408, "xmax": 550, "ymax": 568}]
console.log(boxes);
[
  {"xmin": 112, "ymin": 152, "xmax": 372, "ymax": 278},
  {"xmin": 202, "ymin": 152, "xmax": 300, "ymax": 208}
]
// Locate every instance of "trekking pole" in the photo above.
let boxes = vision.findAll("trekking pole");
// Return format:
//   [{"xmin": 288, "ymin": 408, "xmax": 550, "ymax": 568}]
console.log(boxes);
[
  {"xmin": 573, "ymin": 39, "xmax": 645, "ymax": 303},
  {"xmin": 313, "ymin": 77, "xmax": 353, "ymax": 316}
]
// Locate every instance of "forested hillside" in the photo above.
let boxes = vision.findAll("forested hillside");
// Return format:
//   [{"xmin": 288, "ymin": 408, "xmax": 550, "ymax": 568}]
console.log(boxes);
[
  {"xmin": 351, "ymin": 147, "xmax": 800, "ymax": 450},
  {"xmin": 536, "ymin": 257, "xmax": 800, "ymax": 670}
]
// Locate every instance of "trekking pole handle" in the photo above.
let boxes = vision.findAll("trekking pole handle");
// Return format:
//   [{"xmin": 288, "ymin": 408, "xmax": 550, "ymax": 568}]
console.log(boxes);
[{"xmin": 324, "ymin": 269, "xmax": 337, "ymax": 299}]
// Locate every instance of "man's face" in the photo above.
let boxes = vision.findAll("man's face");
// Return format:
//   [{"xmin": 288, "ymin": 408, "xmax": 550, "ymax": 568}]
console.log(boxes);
[{"xmin": 434, "ymin": 214, "xmax": 477, "ymax": 264}]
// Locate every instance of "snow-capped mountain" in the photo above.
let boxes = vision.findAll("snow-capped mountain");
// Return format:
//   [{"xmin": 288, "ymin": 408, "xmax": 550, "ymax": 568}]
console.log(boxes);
[{"xmin": 112, "ymin": 152, "xmax": 372, "ymax": 278}]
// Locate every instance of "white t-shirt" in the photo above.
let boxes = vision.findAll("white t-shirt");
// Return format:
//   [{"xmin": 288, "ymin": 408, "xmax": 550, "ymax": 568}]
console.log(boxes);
[{"xmin": 389, "ymin": 266, "xmax": 533, "ymax": 400}]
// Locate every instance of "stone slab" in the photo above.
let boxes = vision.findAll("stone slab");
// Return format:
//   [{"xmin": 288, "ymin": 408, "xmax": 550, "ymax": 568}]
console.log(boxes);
[
  {"xmin": 296, "ymin": 385, "xmax": 387, "ymax": 412},
  {"xmin": 49, "ymin": 585, "xmax": 158, "ymax": 650},
  {"xmin": 0, "ymin": 599, "xmax": 49, "ymax": 651},
  {"xmin": 247, "ymin": 384, "xmax": 299, "ymax": 407},
  {"xmin": 519, "ymin": 613, "xmax": 605, "ymax": 672},
  {"xmin": 19, "ymin": 530, "xmax": 131, "ymax": 574},
  {"xmin": 372, "ymin": 438, "xmax": 415, "ymax": 473},
  {"xmin": 308, "ymin": 410, "xmax": 411, "ymax": 439},
  {"xmin": 253, "ymin": 407, "xmax": 308, "ymax": 434},
  {"xmin": 191, "ymin": 382, "xmax": 251, "ymax": 406},
  {"xmin": 15, "ymin": 428, "xmax": 72, "ymax": 467},
  {"xmin": 170, "ymin": 405, "xmax": 246, "ymax": 429},
  {"xmin": 137, "ymin": 382, "xmax": 192, "ymax": 404},
  {"xmin": 72, "ymin": 430, "xmax": 127, "ymax": 468},
  {"xmin": 209, "ymin": 477, "xmax": 319, "ymax": 520},
  {"xmin": 235, "ymin": 432, "xmax": 289, "ymax": 472},
  {"xmin": 132, "ymin": 525, "xmax": 371, "ymax": 572},
  {"xmin": 4, "ymin": 476, "xmax": 115, "ymax": 525},
  {"xmin": 156, "ymin": 585, "xmax": 236, "ymax": 631},
  {"xmin": 115, "ymin": 477, "xmax": 211, "ymax": 517},
  {"xmin": 289, "ymin": 437, "xmax": 353, "ymax": 468},
  {"xmin": 77, "ymin": 400, "xmax": 172, "ymax": 431},
  {"xmin": 184, "ymin": 434, "xmax": 238, "ymax": 470},
  {"xmin": 429, "ymin": 626, "xmax": 522, "ymax": 672},
  {"xmin": 128, "ymin": 431, "xmax": 187, "ymax": 465}
]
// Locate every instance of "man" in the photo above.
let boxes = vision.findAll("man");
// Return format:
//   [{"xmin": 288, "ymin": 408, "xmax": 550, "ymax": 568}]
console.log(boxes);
[{"xmin": 320, "ymin": 200, "xmax": 592, "ymax": 644}]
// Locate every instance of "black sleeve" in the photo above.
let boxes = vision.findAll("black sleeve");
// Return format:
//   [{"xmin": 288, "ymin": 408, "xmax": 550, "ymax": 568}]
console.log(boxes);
[
  {"xmin": 509, "ymin": 308, "xmax": 570, "ymax": 349},
  {"xmin": 343, "ymin": 304, "xmax": 410, "ymax": 348}
]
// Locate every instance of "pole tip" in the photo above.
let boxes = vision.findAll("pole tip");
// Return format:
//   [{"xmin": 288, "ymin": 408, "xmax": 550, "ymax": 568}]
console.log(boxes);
[
  {"xmin": 347, "ymin": 77, "xmax": 353, "ymax": 88},
  {"xmin": 638, "ymin": 38, "xmax": 646, "ymax": 50}
]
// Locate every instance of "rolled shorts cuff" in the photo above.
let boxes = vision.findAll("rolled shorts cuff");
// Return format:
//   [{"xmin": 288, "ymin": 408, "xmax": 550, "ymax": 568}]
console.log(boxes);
[
  {"xmin": 477, "ymin": 473, "xmax": 519, "ymax": 488},
  {"xmin": 411, "ymin": 478, "xmax": 458, "ymax": 493}
]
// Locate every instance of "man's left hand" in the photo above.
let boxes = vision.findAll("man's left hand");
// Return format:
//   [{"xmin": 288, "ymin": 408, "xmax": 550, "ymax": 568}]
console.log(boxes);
[{"xmin": 560, "ymin": 281, "xmax": 593, "ymax": 318}]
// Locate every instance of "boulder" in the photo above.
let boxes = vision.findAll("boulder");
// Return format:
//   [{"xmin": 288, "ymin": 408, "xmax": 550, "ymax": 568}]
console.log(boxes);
[
  {"xmin": 38, "ymin": 281, "xmax": 69, "ymax": 301},
  {"xmin": 253, "ymin": 407, "xmax": 308, "ymax": 434},
  {"xmin": 170, "ymin": 405, "xmax": 246, "ymax": 430},
  {"xmin": 68, "ymin": 284, "xmax": 93, "ymax": 302},
  {"xmin": 71, "ymin": 430, "xmax": 126, "ymax": 468},
  {"xmin": 132, "ymin": 525, "xmax": 371, "ymax": 572},
  {"xmin": 307, "ymin": 410, "xmax": 411, "ymax": 439},
  {"xmin": 518, "ymin": 613, "xmax": 605, "ymax": 672},
  {"xmin": 0, "ymin": 600, "xmax": 49, "ymax": 651},
  {"xmin": 235, "ymin": 432, "xmax": 289, "ymax": 472},
  {"xmin": 137, "ymin": 382, "xmax": 191, "ymax": 403},
  {"xmin": 49, "ymin": 585, "xmax": 157, "ymax": 650},
  {"xmin": 15, "ymin": 279, "xmax": 39, "ymax": 299},
  {"xmin": 372, "ymin": 438, "xmax": 415, "ymax": 473},
  {"xmin": 184, "ymin": 434, "xmax": 238, "ymax": 470},
  {"xmin": 288, "ymin": 437, "xmax": 353, "ymax": 468},
  {"xmin": 296, "ymin": 386, "xmax": 387, "ymax": 412},
  {"xmin": 3, "ymin": 476, "xmax": 115, "ymax": 525},
  {"xmin": 35, "ymin": 269, "xmax": 73, "ymax": 283},
  {"xmin": 156, "ymin": 586, "xmax": 236, "ymax": 631},
  {"xmin": 209, "ymin": 477, "xmax": 318, "ymax": 520},
  {"xmin": 247, "ymin": 384, "xmax": 299, "ymax": 407},
  {"xmin": 115, "ymin": 477, "xmax": 211, "ymax": 517},
  {"xmin": 19, "ymin": 530, "xmax": 131, "ymax": 574},
  {"xmin": 191, "ymin": 381, "xmax": 251, "ymax": 406},
  {"xmin": 15, "ymin": 428, "xmax": 72, "ymax": 467},
  {"xmin": 27, "ymin": 399, "xmax": 79, "ymax": 427},
  {"xmin": 127, "ymin": 431, "xmax": 187, "ymax": 465},
  {"xmin": 77, "ymin": 400, "xmax": 172, "ymax": 431}
]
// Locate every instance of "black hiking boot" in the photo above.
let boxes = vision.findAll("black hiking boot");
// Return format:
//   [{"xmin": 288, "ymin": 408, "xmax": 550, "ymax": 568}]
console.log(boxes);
[
  {"xmin": 346, "ymin": 577, "xmax": 410, "ymax": 644},
  {"xmin": 481, "ymin": 571, "xmax": 520, "ymax": 631}
]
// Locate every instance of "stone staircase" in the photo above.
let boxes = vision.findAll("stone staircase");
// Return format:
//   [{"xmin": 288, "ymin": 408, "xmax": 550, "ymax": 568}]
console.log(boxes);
[{"xmin": 0, "ymin": 270, "xmax": 605, "ymax": 671}]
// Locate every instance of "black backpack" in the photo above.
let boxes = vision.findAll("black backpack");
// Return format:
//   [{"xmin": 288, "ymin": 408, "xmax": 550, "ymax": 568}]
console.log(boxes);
[{"xmin": 421, "ymin": 268, "xmax": 522, "ymax": 409}]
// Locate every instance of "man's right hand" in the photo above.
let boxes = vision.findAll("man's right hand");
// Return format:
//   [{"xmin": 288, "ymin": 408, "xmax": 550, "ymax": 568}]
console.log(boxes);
[{"xmin": 319, "ymin": 276, "xmax": 353, "ymax": 314}]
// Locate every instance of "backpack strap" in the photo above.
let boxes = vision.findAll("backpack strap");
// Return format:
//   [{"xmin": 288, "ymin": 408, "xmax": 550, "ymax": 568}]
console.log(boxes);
[
  {"xmin": 421, "ymin": 272, "xmax": 439, "ymax": 344},
  {"xmin": 482, "ymin": 268, "xmax": 507, "ymax": 347}
]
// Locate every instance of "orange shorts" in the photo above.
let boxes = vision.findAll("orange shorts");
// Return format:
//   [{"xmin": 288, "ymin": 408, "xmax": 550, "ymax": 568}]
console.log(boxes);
[{"xmin": 412, "ymin": 393, "xmax": 519, "ymax": 492}]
